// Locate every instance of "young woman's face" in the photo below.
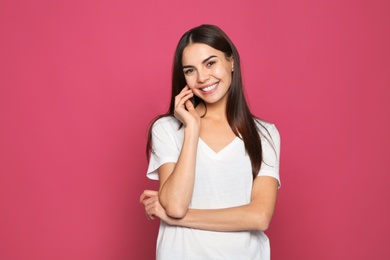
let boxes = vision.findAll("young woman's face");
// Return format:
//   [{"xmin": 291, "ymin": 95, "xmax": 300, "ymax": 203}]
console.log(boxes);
[{"xmin": 182, "ymin": 43, "xmax": 234, "ymax": 105}]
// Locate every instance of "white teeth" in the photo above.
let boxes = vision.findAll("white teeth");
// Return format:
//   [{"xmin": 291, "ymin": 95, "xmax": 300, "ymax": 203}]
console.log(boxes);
[{"xmin": 202, "ymin": 83, "xmax": 218, "ymax": 92}]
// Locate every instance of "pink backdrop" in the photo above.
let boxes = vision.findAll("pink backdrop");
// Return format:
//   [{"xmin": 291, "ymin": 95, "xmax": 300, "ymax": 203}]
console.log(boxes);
[{"xmin": 1, "ymin": 0, "xmax": 389, "ymax": 259}]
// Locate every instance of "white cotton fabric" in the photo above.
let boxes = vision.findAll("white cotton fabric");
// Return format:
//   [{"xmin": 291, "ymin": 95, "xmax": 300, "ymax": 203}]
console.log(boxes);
[{"xmin": 147, "ymin": 116, "xmax": 281, "ymax": 260}]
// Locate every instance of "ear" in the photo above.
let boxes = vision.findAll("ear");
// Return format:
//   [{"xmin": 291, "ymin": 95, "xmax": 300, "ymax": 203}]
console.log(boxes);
[{"xmin": 230, "ymin": 56, "xmax": 234, "ymax": 72}]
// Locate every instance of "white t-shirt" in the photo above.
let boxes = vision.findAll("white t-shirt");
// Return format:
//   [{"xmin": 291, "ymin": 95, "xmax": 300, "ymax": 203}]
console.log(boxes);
[{"xmin": 147, "ymin": 116, "xmax": 281, "ymax": 260}]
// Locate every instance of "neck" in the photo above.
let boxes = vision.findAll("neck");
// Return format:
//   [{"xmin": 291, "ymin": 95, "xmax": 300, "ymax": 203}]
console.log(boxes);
[{"xmin": 196, "ymin": 99, "xmax": 227, "ymax": 122}]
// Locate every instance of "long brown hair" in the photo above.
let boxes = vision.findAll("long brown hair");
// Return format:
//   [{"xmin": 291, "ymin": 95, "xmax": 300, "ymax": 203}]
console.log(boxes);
[{"xmin": 147, "ymin": 24, "xmax": 264, "ymax": 179}]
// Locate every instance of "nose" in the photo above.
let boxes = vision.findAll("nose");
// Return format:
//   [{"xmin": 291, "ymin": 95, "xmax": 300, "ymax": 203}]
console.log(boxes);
[{"xmin": 197, "ymin": 68, "xmax": 209, "ymax": 83}]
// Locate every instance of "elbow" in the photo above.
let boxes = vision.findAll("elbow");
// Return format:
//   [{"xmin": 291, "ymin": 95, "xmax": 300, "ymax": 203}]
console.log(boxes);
[
  {"xmin": 257, "ymin": 220, "xmax": 271, "ymax": 231},
  {"xmin": 160, "ymin": 197, "xmax": 188, "ymax": 218},
  {"xmin": 165, "ymin": 205, "xmax": 188, "ymax": 219},
  {"xmin": 159, "ymin": 193, "xmax": 189, "ymax": 219},
  {"xmin": 253, "ymin": 213, "xmax": 272, "ymax": 231}
]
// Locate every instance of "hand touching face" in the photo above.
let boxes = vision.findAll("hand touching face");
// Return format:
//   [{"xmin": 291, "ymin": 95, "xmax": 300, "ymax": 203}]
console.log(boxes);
[{"xmin": 182, "ymin": 43, "xmax": 234, "ymax": 106}]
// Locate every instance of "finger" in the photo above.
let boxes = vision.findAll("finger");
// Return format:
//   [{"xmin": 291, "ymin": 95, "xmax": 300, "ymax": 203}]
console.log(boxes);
[
  {"xmin": 145, "ymin": 202, "xmax": 157, "ymax": 212},
  {"xmin": 176, "ymin": 86, "xmax": 193, "ymax": 100},
  {"xmin": 142, "ymin": 196, "xmax": 159, "ymax": 208},
  {"xmin": 139, "ymin": 190, "xmax": 158, "ymax": 203},
  {"xmin": 175, "ymin": 90, "xmax": 193, "ymax": 106},
  {"xmin": 184, "ymin": 99, "xmax": 195, "ymax": 111},
  {"xmin": 144, "ymin": 197, "xmax": 161, "ymax": 212},
  {"xmin": 145, "ymin": 211, "xmax": 154, "ymax": 220},
  {"xmin": 179, "ymin": 85, "xmax": 190, "ymax": 93},
  {"xmin": 175, "ymin": 91, "xmax": 194, "ymax": 108},
  {"xmin": 145, "ymin": 203, "xmax": 159, "ymax": 220},
  {"xmin": 141, "ymin": 196, "xmax": 158, "ymax": 208},
  {"xmin": 177, "ymin": 86, "xmax": 192, "ymax": 98}
]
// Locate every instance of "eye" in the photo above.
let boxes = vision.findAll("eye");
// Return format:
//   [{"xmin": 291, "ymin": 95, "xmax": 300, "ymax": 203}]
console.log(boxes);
[
  {"xmin": 184, "ymin": 68, "xmax": 194, "ymax": 75},
  {"xmin": 206, "ymin": 61, "xmax": 216, "ymax": 67},
  {"xmin": 206, "ymin": 60, "xmax": 216, "ymax": 67}
]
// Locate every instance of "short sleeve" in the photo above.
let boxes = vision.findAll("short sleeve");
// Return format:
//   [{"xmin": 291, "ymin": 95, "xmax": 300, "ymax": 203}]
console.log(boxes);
[
  {"xmin": 147, "ymin": 117, "xmax": 181, "ymax": 180},
  {"xmin": 258, "ymin": 123, "xmax": 281, "ymax": 187}
]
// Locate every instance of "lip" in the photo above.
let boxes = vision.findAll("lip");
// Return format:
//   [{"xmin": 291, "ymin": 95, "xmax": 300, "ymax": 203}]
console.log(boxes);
[{"xmin": 200, "ymin": 82, "xmax": 219, "ymax": 93}]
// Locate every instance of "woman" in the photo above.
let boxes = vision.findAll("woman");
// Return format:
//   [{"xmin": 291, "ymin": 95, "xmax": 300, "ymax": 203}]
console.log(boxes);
[{"xmin": 140, "ymin": 24, "xmax": 281, "ymax": 259}]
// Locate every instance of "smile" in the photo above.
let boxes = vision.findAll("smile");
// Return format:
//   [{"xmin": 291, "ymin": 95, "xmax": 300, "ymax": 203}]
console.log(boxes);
[{"xmin": 201, "ymin": 83, "xmax": 218, "ymax": 92}]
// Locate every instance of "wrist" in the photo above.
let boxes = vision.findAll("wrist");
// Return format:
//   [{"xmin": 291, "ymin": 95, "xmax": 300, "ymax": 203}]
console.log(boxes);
[{"xmin": 184, "ymin": 124, "xmax": 200, "ymax": 137}]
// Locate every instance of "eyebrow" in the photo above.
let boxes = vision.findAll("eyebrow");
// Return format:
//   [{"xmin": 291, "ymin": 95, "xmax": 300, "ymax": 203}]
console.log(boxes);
[{"xmin": 182, "ymin": 55, "xmax": 218, "ymax": 69}]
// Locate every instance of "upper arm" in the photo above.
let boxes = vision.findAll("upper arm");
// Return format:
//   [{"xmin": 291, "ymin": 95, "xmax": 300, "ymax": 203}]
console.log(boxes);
[
  {"xmin": 258, "ymin": 123, "xmax": 281, "ymax": 186},
  {"xmin": 253, "ymin": 123, "xmax": 280, "ymax": 211},
  {"xmin": 250, "ymin": 176, "xmax": 279, "ymax": 230},
  {"xmin": 157, "ymin": 162, "xmax": 176, "ymax": 191},
  {"xmin": 248, "ymin": 123, "xmax": 280, "ymax": 229},
  {"xmin": 146, "ymin": 118, "xmax": 180, "ymax": 180}
]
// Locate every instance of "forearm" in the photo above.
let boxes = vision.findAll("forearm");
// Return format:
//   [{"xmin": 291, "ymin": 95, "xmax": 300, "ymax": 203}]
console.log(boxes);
[
  {"xmin": 167, "ymin": 203, "xmax": 273, "ymax": 232},
  {"xmin": 159, "ymin": 127, "xmax": 199, "ymax": 218},
  {"xmin": 165, "ymin": 177, "xmax": 279, "ymax": 231}
]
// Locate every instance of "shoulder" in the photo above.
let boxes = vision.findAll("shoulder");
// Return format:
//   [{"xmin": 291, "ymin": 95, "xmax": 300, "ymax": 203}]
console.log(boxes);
[
  {"xmin": 151, "ymin": 115, "xmax": 181, "ymax": 135},
  {"xmin": 254, "ymin": 118, "xmax": 279, "ymax": 139},
  {"xmin": 254, "ymin": 118, "xmax": 281, "ymax": 170},
  {"xmin": 153, "ymin": 115, "xmax": 179, "ymax": 127}
]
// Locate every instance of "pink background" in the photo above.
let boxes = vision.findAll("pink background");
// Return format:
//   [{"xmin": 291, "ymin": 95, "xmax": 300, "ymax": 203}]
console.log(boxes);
[{"xmin": 1, "ymin": 0, "xmax": 389, "ymax": 259}]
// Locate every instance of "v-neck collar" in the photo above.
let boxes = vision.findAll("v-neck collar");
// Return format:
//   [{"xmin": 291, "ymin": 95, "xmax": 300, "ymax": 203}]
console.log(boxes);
[{"xmin": 199, "ymin": 136, "xmax": 241, "ymax": 160}]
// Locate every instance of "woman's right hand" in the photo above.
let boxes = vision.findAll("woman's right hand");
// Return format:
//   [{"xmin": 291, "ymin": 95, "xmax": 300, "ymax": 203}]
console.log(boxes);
[
  {"xmin": 156, "ymin": 87, "xmax": 200, "ymax": 219},
  {"xmin": 174, "ymin": 86, "xmax": 201, "ymax": 130}
]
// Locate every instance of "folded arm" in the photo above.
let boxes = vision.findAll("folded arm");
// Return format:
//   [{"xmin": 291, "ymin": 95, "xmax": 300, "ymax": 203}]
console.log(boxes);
[
  {"xmin": 141, "ymin": 176, "xmax": 278, "ymax": 232},
  {"xmin": 157, "ymin": 127, "xmax": 198, "ymax": 218},
  {"xmin": 156, "ymin": 87, "xmax": 201, "ymax": 218}
]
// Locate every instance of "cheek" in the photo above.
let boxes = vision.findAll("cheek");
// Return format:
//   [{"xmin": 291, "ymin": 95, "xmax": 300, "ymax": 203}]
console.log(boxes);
[
  {"xmin": 184, "ymin": 77, "xmax": 196, "ymax": 89},
  {"xmin": 223, "ymin": 69, "xmax": 233, "ymax": 83},
  {"xmin": 215, "ymin": 67, "xmax": 229, "ymax": 79}
]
